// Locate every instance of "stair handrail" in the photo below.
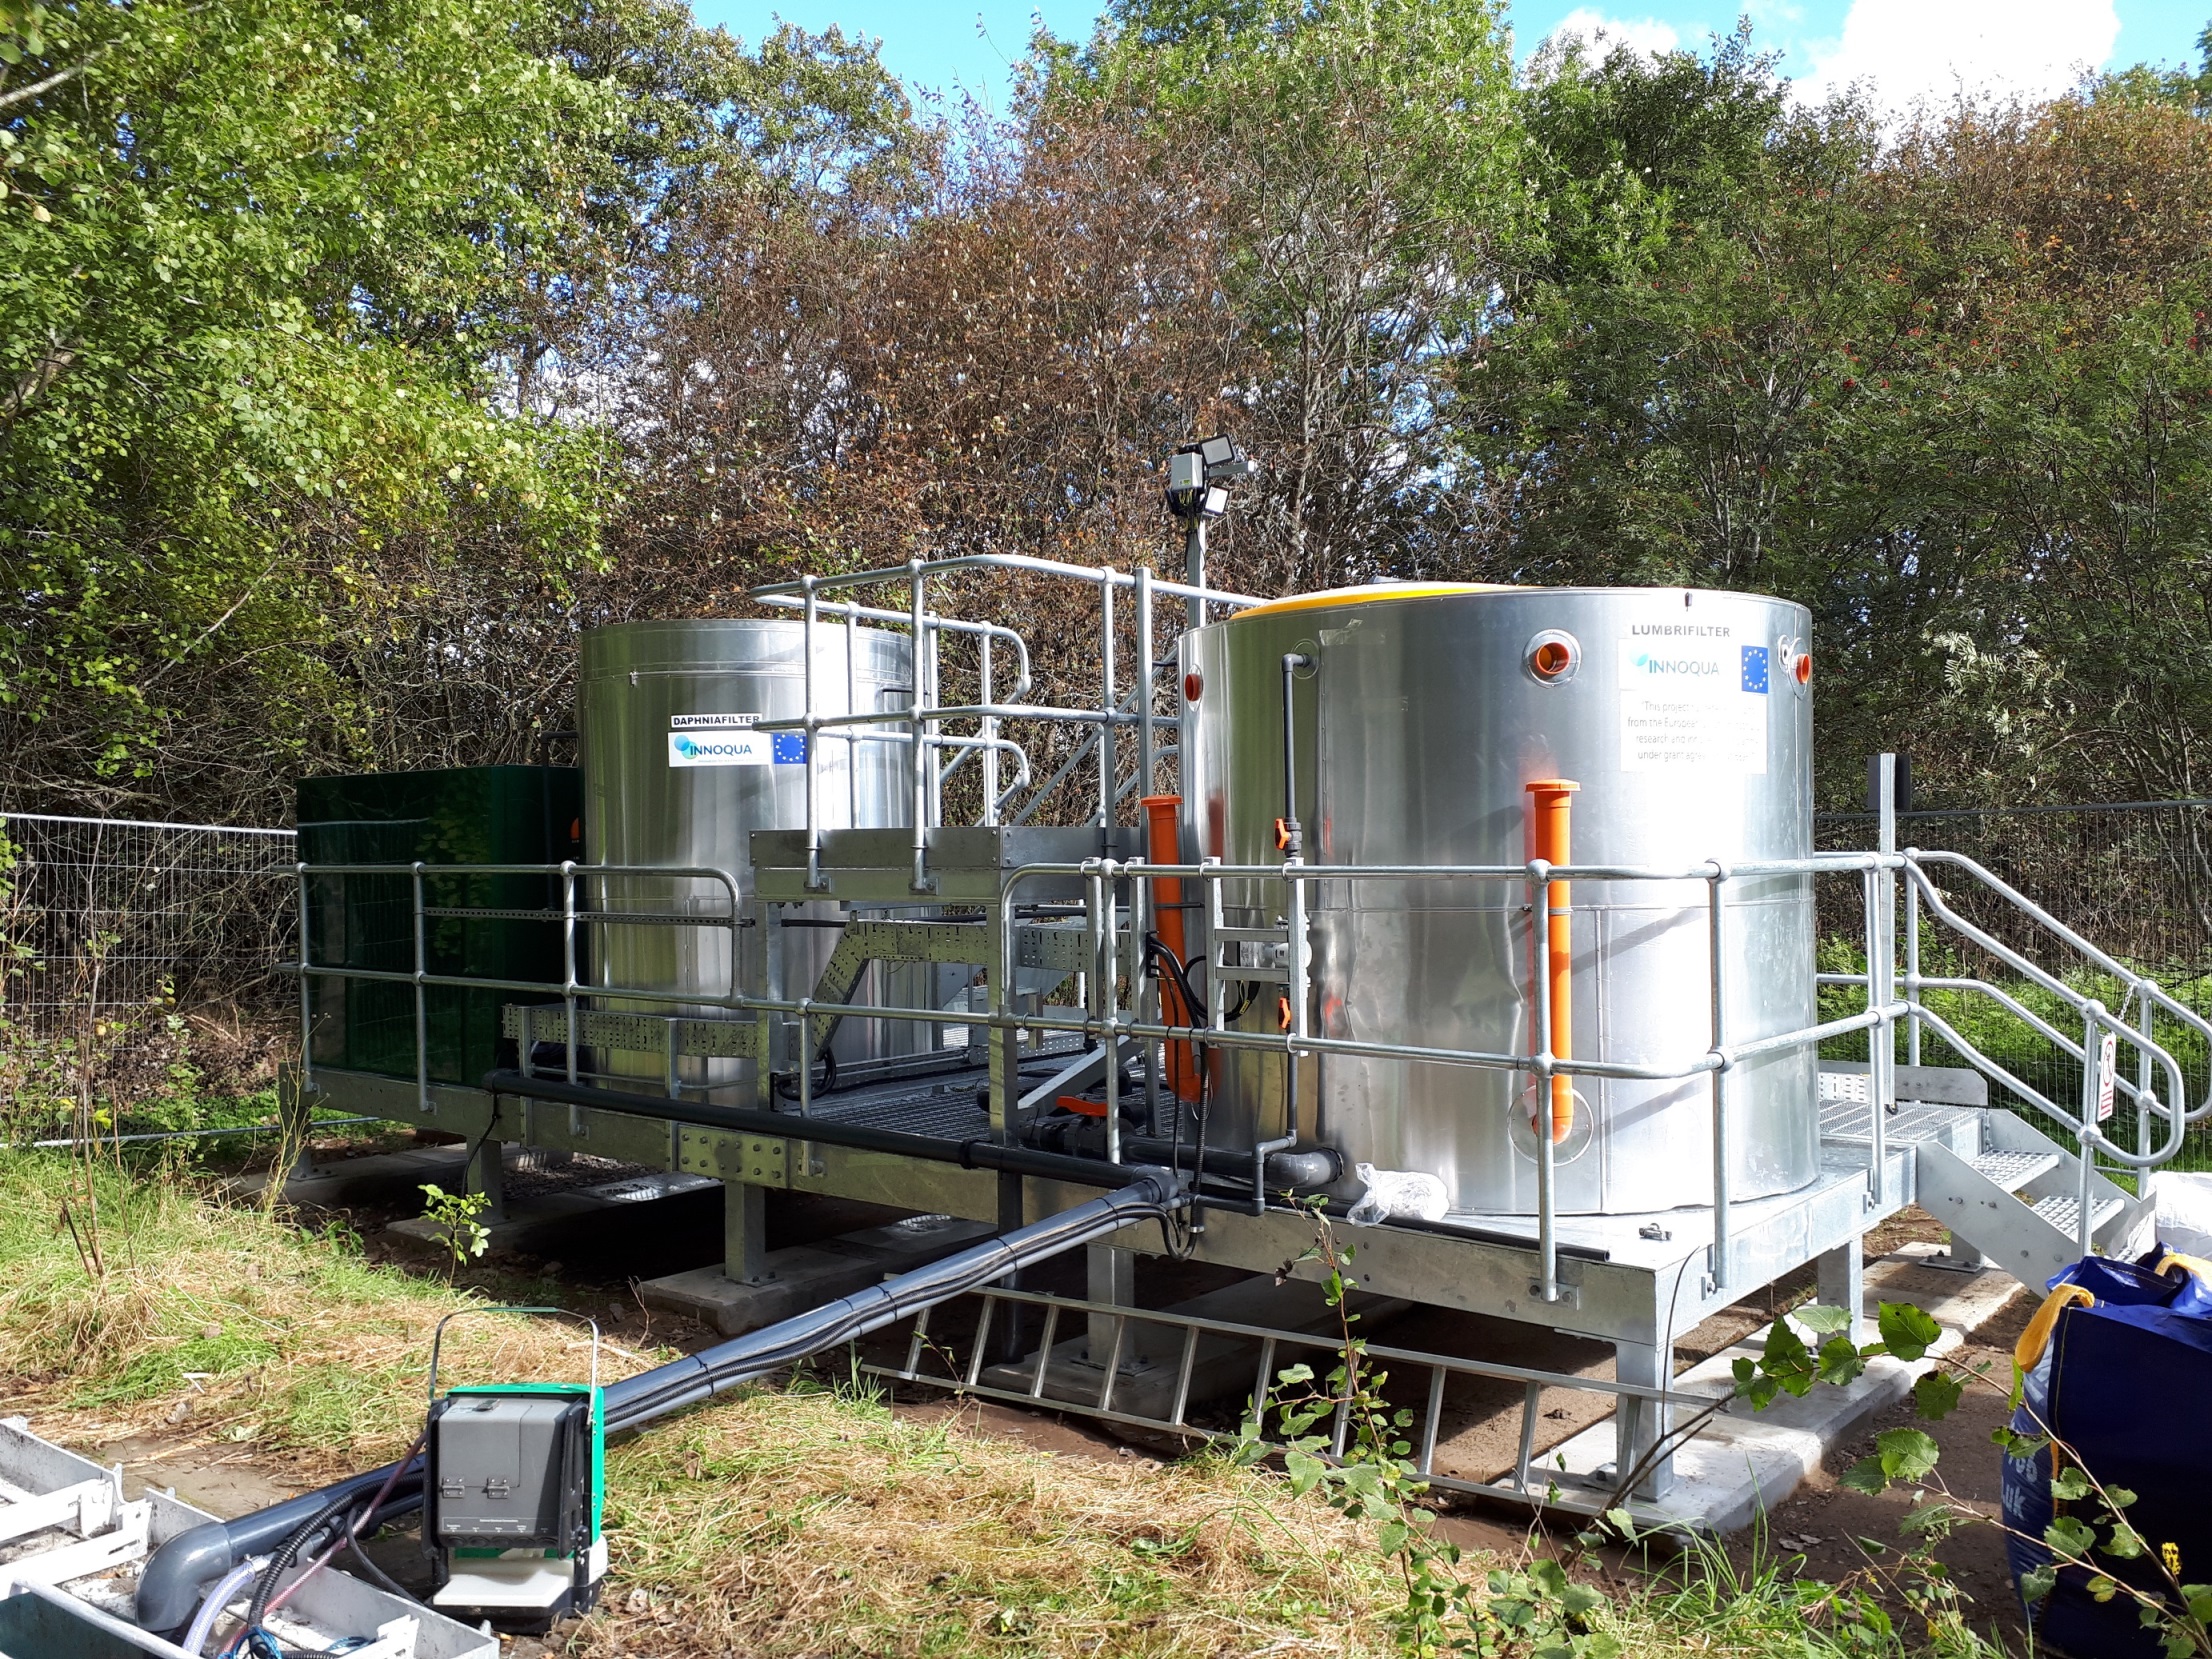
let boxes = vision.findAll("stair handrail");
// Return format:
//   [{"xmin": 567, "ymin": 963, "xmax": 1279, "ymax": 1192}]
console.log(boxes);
[
  {"xmin": 1905, "ymin": 995, "xmax": 2179, "ymax": 1169},
  {"xmin": 1906, "ymin": 849, "xmax": 2212, "ymax": 1108},
  {"xmin": 1908, "ymin": 849, "xmax": 2212, "ymax": 1077},
  {"xmin": 1902, "ymin": 851, "xmax": 2204, "ymax": 1167}
]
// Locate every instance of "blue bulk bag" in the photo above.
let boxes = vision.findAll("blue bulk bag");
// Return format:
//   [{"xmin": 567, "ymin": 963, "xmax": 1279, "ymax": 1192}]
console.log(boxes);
[{"xmin": 2002, "ymin": 1246, "xmax": 2212, "ymax": 1657}]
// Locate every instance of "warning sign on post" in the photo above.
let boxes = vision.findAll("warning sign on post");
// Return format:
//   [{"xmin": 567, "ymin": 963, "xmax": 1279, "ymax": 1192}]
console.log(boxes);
[
  {"xmin": 2097, "ymin": 1030, "xmax": 2118, "ymax": 1121},
  {"xmin": 1618, "ymin": 639, "xmax": 1770, "ymax": 774}
]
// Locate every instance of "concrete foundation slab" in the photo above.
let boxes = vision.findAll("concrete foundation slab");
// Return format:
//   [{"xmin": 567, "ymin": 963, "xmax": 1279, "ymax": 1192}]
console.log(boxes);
[
  {"xmin": 384, "ymin": 1168, "xmax": 721, "ymax": 1254},
  {"xmin": 1537, "ymin": 1246, "xmax": 2024, "ymax": 1533},
  {"xmin": 638, "ymin": 1214, "xmax": 999, "ymax": 1336}
]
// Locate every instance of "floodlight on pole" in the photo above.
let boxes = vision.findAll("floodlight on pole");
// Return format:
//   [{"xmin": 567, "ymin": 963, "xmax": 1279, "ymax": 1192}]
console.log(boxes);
[{"xmin": 1164, "ymin": 434, "xmax": 1256, "ymax": 627}]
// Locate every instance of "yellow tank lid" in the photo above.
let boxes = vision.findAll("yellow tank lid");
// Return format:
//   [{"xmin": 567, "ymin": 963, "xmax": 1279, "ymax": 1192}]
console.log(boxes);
[{"xmin": 1230, "ymin": 582, "xmax": 1521, "ymax": 622}]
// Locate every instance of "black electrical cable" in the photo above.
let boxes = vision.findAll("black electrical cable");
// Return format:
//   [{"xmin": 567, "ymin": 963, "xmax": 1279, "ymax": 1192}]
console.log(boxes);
[
  {"xmin": 771, "ymin": 1044, "xmax": 837, "ymax": 1101},
  {"xmin": 341, "ymin": 1518, "xmax": 428, "ymax": 1608},
  {"xmin": 226, "ymin": 1489, "xmax": 355, "ymax": 1657},
  {"xmin": 1139, "ymin": 930, "xmax": 1228, "ymax": 1255}
]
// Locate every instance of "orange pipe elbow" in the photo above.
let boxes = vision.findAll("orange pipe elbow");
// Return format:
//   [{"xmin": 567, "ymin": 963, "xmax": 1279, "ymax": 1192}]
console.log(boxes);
[{"xmin": 1526, "ymin": 780, "xmax": 1580, "ymax": 1144}]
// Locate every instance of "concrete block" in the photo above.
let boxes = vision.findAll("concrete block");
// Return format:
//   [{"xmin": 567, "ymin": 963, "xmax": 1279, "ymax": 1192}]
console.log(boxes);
[
  {"xmin": 1538, "ymin": 1247, "xmax": 2023, "ymax": 1532},
  {"xmin": 638, "ymin": 1214, "xmax": 999, "ymax": 1336}
]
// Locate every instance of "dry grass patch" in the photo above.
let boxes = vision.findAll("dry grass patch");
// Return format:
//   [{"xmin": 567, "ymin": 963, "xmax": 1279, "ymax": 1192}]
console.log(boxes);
[
  {"xmin": 0, "ymin": 1153, "xmax": 652, "ymax": 1476},
  {"xmin": 573, "ymin": 1388, "xmax": 1419, "ymax": 1659}
]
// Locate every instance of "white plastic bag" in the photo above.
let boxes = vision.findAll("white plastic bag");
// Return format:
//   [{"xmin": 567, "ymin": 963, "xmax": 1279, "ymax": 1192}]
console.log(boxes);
[
  {"xmin": 1345, "ymin": 1163, "xmax": 1449, "ymax": 1227},
  {"xmin": 2147, "ymin": 1171, "xmax": 2212, "ymax": 1258}
]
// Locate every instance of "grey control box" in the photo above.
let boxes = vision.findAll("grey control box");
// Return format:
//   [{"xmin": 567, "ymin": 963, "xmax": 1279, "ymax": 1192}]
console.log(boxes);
[{"xmin": 428, "ymin": 1393, "xmax": 583, "ymax": 1545}]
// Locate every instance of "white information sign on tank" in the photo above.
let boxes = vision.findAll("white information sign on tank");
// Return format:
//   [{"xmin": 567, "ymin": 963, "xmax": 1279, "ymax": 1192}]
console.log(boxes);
[
  {"xmin": 666, "ymin": 712, "xmax": 806, "ymax": 768},
  {"xmin": 1617, "ymin": 635, "xmax": 1770, "ymax": 773}
]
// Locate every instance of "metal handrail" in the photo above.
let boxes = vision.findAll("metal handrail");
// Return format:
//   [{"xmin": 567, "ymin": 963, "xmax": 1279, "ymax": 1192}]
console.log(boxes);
[
  {"xmin": 1908, "ymin": 849, "xmax": 2212, "ymax": 1107},
  {"xmin": 1884, "ymin": 854, "xmax": 2199, "ymax": 1173},
  {"xmin": 753, "ymin": 590, "xmax": 1036, "ymax": 697},
  {"xmin": 748, "ymin": 550, "xmax": 1260, "ymax": 610},
  {"xmin": 753, "ymin": 554, "xmax": 1264, "ymax": 887},
  {"xmin": 294, "ymin": 859, "xmax": 746, "ymax": 1116},
  {"xmin": 294, "ymin": 799, "xmax": 2206, "ymax": 1305}
]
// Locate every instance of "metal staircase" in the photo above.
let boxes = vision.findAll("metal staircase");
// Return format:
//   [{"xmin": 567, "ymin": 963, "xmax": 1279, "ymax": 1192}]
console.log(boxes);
[
  {"xmin": 1916, "ymin": 1111, "xmax": 2156, "ymax": 1287},
  {"xmin": 1826, "ymin": 763, "xmax": 2211, "ymax": 1289}
]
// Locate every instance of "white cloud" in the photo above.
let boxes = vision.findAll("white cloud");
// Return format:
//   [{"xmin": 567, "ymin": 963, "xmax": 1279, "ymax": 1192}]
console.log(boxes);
[
  {"xmin": 1544, "ymin": 7, "xmax": 1684, "ymax": 59},
  {"xmin": 1796, "ymin": 0, "xmax": 2119, "ymax": 112}
]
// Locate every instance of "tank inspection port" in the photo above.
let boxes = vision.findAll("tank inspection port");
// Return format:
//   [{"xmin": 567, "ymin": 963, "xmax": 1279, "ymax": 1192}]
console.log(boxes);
[{"xmin": 1524, "ymin": 629, "xmax": 1581, "ymax": 685}]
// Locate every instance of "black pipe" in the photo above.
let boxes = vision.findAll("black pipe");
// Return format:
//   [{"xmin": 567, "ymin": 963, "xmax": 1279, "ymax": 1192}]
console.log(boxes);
[
  {"xmin": 604, "ymin": 1169, "xmax": 1180, "ymax": 1426},
  {"xmin": 136, "ymin": 1159, "xmax": 1184, "ymax": 1635},
  {"xmin": 1022, "ymin": 1112, "xmax": 1340, "ymax": 1191}
]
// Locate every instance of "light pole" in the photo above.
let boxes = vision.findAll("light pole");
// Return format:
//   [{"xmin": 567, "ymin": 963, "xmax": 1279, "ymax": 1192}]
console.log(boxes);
[{"xmin": 1164, "ymin": 433, "xmax": 1256, "ymax": 631}]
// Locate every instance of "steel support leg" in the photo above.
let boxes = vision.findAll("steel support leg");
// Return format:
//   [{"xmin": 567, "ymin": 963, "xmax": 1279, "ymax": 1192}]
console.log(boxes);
[
  {"xmin": 724, "ymin": 1180, "xmax": 772, "ymax": 1286},
  {"xmin": 1085, "ymin": 1244, "xmax": 1140, "ymax": 1368},
  {"xmin": 464, "ymin": 1137, "xmax": 505, "ymax": 1224},
  {"xmin": 1816, "ymin": 1233, "xmax": 1866, "ymax": 1343},
  {"xmin": 1613, "ymin": 1339, "xmax": 1672, "ymax": 1499}
]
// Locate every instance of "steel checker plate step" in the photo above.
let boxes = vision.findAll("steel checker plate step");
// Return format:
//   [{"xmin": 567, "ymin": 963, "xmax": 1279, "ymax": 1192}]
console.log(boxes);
[
  {"xmin": 2029, "ymin": 1194, "xmax": 2125, "ymax": 1236},
  {"xmin": 1972, "ymin": 1150, "xmax": 2061, "ymax": 1190}
]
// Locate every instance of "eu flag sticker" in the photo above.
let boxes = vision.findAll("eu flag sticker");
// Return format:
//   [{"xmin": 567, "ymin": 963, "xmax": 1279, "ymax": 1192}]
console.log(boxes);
[
  {"xmin": 771, "ymin": 731, "xmax": 808, "ymax": 764},
  {"xmin": 1740, "ymin": 646, "xmax": 1770, "ymax": 694}
]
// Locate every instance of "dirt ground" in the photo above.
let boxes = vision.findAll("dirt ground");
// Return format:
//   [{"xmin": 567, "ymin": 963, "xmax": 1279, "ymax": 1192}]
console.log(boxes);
[{"xmin": 1732, "ymin": 1288, "xmax": 2035, "ymax": 1649}]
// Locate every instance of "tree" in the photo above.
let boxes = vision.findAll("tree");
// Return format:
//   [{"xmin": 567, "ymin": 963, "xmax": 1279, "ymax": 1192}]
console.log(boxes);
[
  {"xmin": 0, "ymin": 0, "xmax": 622, "ymax": 819},
  {"xmin": 1465, "ymin": 39, "xmax": 2212, "ymax": 808},
  {"xmin": 1057, "ymin": 0, "xmax": 1535, "ymax": 594}
]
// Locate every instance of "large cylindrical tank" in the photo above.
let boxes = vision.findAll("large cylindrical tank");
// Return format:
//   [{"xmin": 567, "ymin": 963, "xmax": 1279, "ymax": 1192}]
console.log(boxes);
[
  {"xmin": 1179, "ymin": 584, "xmax": 1817, "ymax": 1216},
  {"xmin": 577, "ymin": 619, "xmax": 916, "ymax": 1094}
]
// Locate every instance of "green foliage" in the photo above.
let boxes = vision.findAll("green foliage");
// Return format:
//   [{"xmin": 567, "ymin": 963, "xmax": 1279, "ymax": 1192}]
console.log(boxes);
[
  {"xmin": 0, "ymin": 0, "xmax": 624, "ymax": 807},
  {"xmin": 418, "ymin": 1180, "xmax": 491, "ymax": 1273}
]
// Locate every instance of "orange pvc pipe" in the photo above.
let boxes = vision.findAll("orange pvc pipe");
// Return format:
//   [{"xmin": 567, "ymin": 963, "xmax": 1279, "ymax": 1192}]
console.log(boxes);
[
  {"xmin": 1142, "ymin": 795, "xmax": 1202, "ymax": 1102},
  {"xmin": 1526, "ymin": 780, "xmax": 1580, "ymax": 1143}
]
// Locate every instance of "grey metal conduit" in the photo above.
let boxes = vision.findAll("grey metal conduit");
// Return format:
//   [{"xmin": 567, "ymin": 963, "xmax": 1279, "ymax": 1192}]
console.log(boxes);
[{"xmin": 136, "ymin": 1149, "xmax": 1184, "ymax": 1635}]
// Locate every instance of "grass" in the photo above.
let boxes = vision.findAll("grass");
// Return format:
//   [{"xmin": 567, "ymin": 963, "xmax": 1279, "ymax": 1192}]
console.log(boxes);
[
  {"xmin": 0, "ymin": 1151, "xmax": 620, "ymax": 1473},
  {"xmin": 0, "ymin": 1151, "xmax": 2004, "ymax": 1658}
]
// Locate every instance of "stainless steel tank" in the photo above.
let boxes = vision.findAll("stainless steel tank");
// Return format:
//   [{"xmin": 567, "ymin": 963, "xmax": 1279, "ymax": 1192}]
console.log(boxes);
[
  {"xmin": 577, "ymin": 619, "xmax": 917, "ymax": 1095},
  {"xmin": 1179, "ymin": 584, "xmax": 1818, "ymax": 1216}
]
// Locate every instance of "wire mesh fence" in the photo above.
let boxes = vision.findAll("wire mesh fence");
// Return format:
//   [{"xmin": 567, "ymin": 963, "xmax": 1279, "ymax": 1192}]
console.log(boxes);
[
  {"xmin": 1818, "ymin": 801, "xmax": 2212, "ymax": 1172},
  {"xmin": 0, "ymin": 812, "xmax": 299, "ymax": 1131}
]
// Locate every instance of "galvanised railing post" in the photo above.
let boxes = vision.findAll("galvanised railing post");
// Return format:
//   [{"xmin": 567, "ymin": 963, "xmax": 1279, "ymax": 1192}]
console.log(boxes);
[
  {"xmin": 1905, "ymin": 858, "xmax": 1922, "ymax": 1069},
  {"xmin": 2079, "ymin": 999, "xmax": 2105, "ymax": 1256},
  {"xmin": 1101, "ymin": 858, "xmax": 1121, "ymax": 1165},
  {"xmin": 560, "ymin": 861, "xmax": 579, "ymax": 1086},
  {"xmin": 803, "ymin": 575, "xmax": 823, "ymax": 892},
  {"xmin": 1707, "ymin": 861, "xmax": 1729, "ymax": 1292},
  {"xmin": 411, "ymin": 861, "xmax": 429, "ymax": 1116},
  {"xmin": 908, "ymin": 558, "xmax": 931, "ymax": 892},
  {"xmin": 1135, "ymin": 563, "xmax": 1154, "ymax": 809},
  {"xmin": 1098, "ymin": 569, "xmax": 1117, "ymax": 830},
  {"xmin": 1870, "ymin": 756, "xmax": 1901, "ymax": 1207},
  {"xmin": 294, "ymin": 864, "xmax": 315, "ymax": 1102}
]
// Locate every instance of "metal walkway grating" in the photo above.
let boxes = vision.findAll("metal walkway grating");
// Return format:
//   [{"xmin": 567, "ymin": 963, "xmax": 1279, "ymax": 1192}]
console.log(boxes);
[
  {"xmin": 1819, "ymin": 1097, "xmax": 1973, "ymax": 1147},
  {"xmin": 805, "ymin": 1074, "xmax": 993, "ymax": 1141}
]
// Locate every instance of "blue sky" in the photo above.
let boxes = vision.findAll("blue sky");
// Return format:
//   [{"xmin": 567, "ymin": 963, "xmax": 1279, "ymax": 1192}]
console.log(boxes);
[{"xmin": 687, "ymin": 0, "xmax": 2209, "ymax": 115}]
